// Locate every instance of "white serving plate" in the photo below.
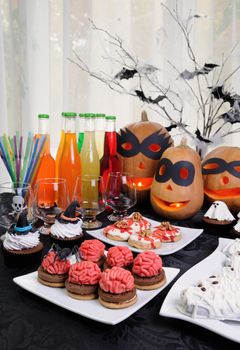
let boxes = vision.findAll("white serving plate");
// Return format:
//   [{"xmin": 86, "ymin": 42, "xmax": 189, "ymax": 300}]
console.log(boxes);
[
  {"xmin": 13, "ymin": 267, "xmax": 180, "ymax": 325},
  {"xmin": 87, "ymin": 218, "xmax": 203, "ymax": 255},
  {"xmin": 160, "ymin": 238, "xmax": 240, "ymax": 343}
]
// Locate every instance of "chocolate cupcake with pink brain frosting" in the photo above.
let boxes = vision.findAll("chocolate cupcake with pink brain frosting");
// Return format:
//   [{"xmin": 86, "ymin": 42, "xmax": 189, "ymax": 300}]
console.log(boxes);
[
  {"xmin": 132, "ymin": 251, "xmax": 166, "ymax": 290},
  {"xmin": 38, "ymin": 247, "xmax": 71, "ymax": 287},
  {"xmin": 98, "ymin": 267, "xmax": 137, "ymax": 309},
  {"xmin": 79, "ymin": 239, "xmax": 106, "ymax": 267},
  {"xmin": 103, "ymin": 246, "xmax": 133, "ymax": 270},
  {"xmin": 65, "ymin": 261, "xmax": 102, "ymax": 300}
]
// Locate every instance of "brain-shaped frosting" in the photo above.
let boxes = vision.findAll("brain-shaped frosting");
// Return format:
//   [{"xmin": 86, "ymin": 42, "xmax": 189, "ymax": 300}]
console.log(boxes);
[
  {"xmin": 79, "ymin": 239, "xmax": 105, "ymax": 262},
  {"xmin": 132, "ymin": 251, "xmax": 162, "ymax": 277},
  {"xmin": 99, "ymin": 267, "xmax": 134, "ymax": 294},
  {"xmin": 41, "ymin": 251, "xmax": 71, "ymax": 275},
  {"xmin": 68, "ymin": 261, "xmax": 101, "ymax": 285},
  {"xmin": 107, "ymin": 246, "xmax": 133, "ymax": 267}
]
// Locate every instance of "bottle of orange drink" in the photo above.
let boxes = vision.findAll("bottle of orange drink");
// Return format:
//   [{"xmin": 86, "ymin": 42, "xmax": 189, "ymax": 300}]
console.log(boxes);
[
  {"xmin": 58, "ymin": 112, "xmax": 81, "ymax": 199},
  {"xmin": 34, "ymin": 114, "xmax": 56, "ymax": 207}
]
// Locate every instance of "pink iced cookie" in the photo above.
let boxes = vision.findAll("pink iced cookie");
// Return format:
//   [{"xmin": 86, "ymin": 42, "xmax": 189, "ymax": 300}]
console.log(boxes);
[
  {"xmin": 68, "ymin": 261, "xmax": 101, "ymax": 285},
  {"xmin": 107, "ymin": 246, "xmax": 133, "ymax": 267},
  {"xmin": 132, "ymin": 251, "xmax": 162, "ymax": 277},
  {"xmin": 99, "ymin": 267, "xmax": 134, "ymax": 294},
  {"xmin": 41, "ymin": 251, "xmax": 71, "ymax": 275},
  {"xmin": 79, "ymin": 239, "xmax": 105, "ymax": 262}
]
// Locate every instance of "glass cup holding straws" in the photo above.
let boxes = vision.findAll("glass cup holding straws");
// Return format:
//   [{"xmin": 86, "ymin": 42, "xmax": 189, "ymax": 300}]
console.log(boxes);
[
  {"xmin": 0, "ymin": 182, "xmax": 34, "ymax": 229},
  {"xmin": 73, "ymin": 175, "xmax": 105, "ymax": 229},
  {"xmin": 32, "ymin": 178, "xmax": 70, "ymax": 234}
]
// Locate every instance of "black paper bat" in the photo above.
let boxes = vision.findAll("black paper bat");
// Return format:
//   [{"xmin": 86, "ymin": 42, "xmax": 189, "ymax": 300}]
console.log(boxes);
[
  {"xmin": 218, "ymin": 104, "xmax": 240, "ymax": 124},
  {"xmin": 135, "ymin": 90, "xmax": 166, "ymax": 104},
  {"xmin": 180, "ymin": 63, "xmax": 219, "ymax": 80},
  {"xmin": 165, "ymin": 124, "xmax": 178, "ymax": 131},
  {"xmin": 210, "ymin": 85, "xmax": 240, "ymax": 107},
  {"xmin": 195, "ymin": 129, "xmax": 212, "ymax": 143},
  {"xmin": 114, "ymin": 67, "xmax": 138, "ymax": 80}
]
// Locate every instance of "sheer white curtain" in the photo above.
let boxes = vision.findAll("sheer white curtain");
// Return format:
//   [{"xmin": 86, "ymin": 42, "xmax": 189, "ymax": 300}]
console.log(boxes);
[{"xmin": 0, "ymin": 0, "xmax": 240, "ymax": 182}]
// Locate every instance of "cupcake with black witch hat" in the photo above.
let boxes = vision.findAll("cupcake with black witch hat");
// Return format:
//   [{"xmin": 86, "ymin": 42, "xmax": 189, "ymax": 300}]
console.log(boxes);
[
  {"xmin": 50, "ymin": 201, "xmax": 83, "ymax": 248},
  {"xmin": 2, "ymin": 211, "xmax": 43, "ymax": 267}
]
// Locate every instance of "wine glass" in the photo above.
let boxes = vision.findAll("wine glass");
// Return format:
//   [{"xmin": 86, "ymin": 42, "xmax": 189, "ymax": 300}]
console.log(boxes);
[
  {"xmin": 105, "ymin": 172, "xmax": 137, "ymax": 221},
  {"xmin": 33, "ymin": 178, "xmax": 70, "ymax": 234},
  {"xmin": 0, "ymin": 182, "xmax": 34, "ymax": 229},
  {"xmin": 73, "ymin": 175, "xmax": 105, "ymax": 229}
]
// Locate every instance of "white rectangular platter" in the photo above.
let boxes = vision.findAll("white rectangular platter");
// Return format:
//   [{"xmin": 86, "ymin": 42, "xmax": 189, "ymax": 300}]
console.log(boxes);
[
  {"xmin": 13, "ymin": 267, "xmax": 180, "ymax": 325},
  {"xmin": 87, "ymin": 218, "xmax": 203, "ymax": 255},
  {"xmin": 160, "ymin": 238, "xmax": 240, "ymax": 343}
]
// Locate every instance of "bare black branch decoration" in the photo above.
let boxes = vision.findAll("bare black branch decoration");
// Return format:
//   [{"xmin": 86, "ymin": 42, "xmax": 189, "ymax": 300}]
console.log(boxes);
[{"xmin": 69, "ymin": 2, "xmax": 240, "ymax": 158}]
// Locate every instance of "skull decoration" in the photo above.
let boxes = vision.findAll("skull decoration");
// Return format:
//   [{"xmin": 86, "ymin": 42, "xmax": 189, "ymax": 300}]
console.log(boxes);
[{"xmin": 12, "ymin": 195, "xmax": 25, "ymax": 213}]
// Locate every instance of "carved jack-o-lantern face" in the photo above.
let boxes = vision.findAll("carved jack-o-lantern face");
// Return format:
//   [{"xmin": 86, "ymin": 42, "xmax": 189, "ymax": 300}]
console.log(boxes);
[
  {"xmin": 117, "ymin": 112, "xmax": 173, "ymax": 198},
  {"xmin": 202, "ymin": 146, "xmax": 240, "ymax": 212},
  {"xmin": 150, "ymin": 143, "xmax": 204, "ymax": 219}
]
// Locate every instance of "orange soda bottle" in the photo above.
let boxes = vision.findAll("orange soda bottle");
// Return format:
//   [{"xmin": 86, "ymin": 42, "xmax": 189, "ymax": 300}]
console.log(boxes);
[
  {"xmin": 34, "ymin": 114, "xmax": 56, "ymax": 207},
  {"xmin": 58, "ymin": 112, "xmax": 81, "ymax": 199},
  {"xmin": 55, "ymin": 112, "xmax": 66, "ymax": 179}
]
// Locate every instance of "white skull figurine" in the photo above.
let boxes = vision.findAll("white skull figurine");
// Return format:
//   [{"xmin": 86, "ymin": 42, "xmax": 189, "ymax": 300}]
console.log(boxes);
[{"xmin": 12, "ymin": 195, "xmax": 25, "ymax": 213}]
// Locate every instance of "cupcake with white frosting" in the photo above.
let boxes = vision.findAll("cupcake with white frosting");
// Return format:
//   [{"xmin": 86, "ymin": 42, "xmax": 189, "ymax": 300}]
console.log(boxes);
[
  {"xmin": 2, "ymin": 212, "xmax": 43, "ymax": 267},
  {"xmin": 50, "ymin": 201, "xmax": 83, "ymax": 248}
]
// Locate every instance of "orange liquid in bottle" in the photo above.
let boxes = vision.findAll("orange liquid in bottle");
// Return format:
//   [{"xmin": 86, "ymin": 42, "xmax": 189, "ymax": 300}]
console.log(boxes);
[
  {"xmin": 59, "ymin": 132, "xmax": 81, "ymax": 200},
  {"xmin": 34, "ymin": 135, "xmax": 56, "ymax": 207},
  {"xmin": 56, "ymin": 129, "xmax": 65, "ymax": 179}
]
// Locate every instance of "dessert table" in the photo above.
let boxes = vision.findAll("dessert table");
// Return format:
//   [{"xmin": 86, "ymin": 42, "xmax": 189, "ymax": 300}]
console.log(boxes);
[{"xmin": 0, "ymin": 203, "xmax": 240, "ymax": 350}]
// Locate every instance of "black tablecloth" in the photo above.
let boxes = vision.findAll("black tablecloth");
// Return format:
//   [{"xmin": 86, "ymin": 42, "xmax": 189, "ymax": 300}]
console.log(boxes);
[{"xmin": 1, "ymin": 205, "xmax": 240, "ymax": 350}]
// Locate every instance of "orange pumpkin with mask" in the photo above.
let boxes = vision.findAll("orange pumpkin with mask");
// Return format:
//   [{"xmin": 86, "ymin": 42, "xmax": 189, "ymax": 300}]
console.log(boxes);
[
  {"xmin": 117, "ymin": 111, "xmax": 173, "ymax": 201},
  {"xmin": 150, "ymin": 138, "xmax": 204, "ymax": 219},
  {"xmin": 202, "ymin": 146, "xmax": 240, "ymax": 212}
]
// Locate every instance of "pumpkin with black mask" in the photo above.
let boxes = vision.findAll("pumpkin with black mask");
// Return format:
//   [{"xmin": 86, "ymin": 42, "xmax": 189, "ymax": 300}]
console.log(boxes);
[
  {"xmin": 202, "ymin": 146, "xmax": 240, "ymax": 212},
  {"xmin": 117, "ymin": 111, "xmax": 173, "ymax": 201},
  {"xmin": 150, "ymin": 138, "xmax": 204, "ymax": 219}
]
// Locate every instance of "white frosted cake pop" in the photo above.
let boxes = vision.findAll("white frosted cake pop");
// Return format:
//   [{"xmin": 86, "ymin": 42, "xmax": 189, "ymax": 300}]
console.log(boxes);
[{"xmin": 203, "ymin": 201, "xmax": 235, "ymax": 225}]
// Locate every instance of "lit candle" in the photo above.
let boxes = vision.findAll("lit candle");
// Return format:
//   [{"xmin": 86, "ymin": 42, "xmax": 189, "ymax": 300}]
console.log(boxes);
[{"xmin": 169, "ymin": 202, "xmax": 182, "ymax": 208}]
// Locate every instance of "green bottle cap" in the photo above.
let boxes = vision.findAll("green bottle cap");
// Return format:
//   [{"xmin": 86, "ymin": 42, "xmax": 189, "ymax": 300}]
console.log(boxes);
[
  {"xmin": 84, "ymin": 113, "xmax": 96, "ymax": 118},
  {"xmin": 105, "ymin": 116, "xmax": 116, "ymax": 120},
  {"xmin": 38, "ymin": 114, "xmax": 49, "ymax": 119},
  {"xmin": 94, "ymin": 114, "xmax": 105, "ymax": 118},
  {"xmin": 79, "ymin": 113, "xmax": 86, "ymax": 117},
  {"xmin": 61, "ymin": 112, "xmax": 77, "ymax": 117}
]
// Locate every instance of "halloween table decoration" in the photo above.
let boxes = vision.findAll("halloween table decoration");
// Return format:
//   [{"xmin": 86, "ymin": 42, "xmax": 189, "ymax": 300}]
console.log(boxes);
[
  {"xmin": 203, "ymin": 201, "xmax": 235, "ymax": 225},
  {"xmin": 117, "ymin": 111, "xmax": 173, "ymax": 201},
  {"xmin": 202, "ymin": 146, "xmax": 240, "ymax": 212},
  {"xmin": 150, "ymin": 138, "xmax": 204, "ymax": 220}
]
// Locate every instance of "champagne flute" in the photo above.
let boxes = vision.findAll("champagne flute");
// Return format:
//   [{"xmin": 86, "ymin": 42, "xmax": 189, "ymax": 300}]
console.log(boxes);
[
  {"xmin": 73, "ymin": 175, "xmax": 105, "ymax": 229},
  {"xmin": 105, "ymin": 172, "xmax": 137, "ymax": 221},
  {"xmin": 33, "ymin": 178, "xmax": 70, "ymax": 234},
  {"xmin": 0, "ymin": 182, "xmax": 34, "ymax": 229}
]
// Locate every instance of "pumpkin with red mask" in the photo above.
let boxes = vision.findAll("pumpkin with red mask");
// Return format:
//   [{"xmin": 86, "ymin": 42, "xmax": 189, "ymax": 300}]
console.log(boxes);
[
  {"xmin": 150, "ymin": 138, "xmax": 204, "ymax": 220},
  {"xmin": 117, "ymin": 111, "xmax": 173, "ymax": 201},
  {"xmin": 202, "ymin": 146, "xmax": 240, "ymax": 212}
]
